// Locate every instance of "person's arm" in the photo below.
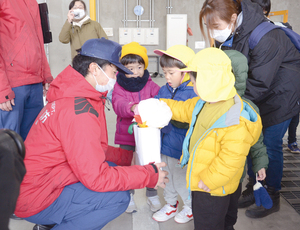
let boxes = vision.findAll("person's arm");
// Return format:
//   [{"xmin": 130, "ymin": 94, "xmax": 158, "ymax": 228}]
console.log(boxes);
[
  {"xmin": 112, "ymin": 84, "xmax": 135, "ymax": 118},
  {"xmin": 60, "ymin": 112, "xmax": 164, "ymax": 192},
  {"xmin": 245, "ymin": 31, "xmax": 286, "ymax": 104},
  {"xmin": 243, "ymin": 99, "xmax": 269, "ymax": 177},
  {"xmin": 59, "ymin": 20, "xmax": 72, "ymax": 44},
  {"xmin": 0, "ymin": 54, "xmax": 15, "ymax": 110},
  {"xmin": 160, "ymin": 97, "xmax": 199, "ymax": 124},
  {"xmin": 95, "ymin": 21, "xmax": 108, "ymax": 39}
]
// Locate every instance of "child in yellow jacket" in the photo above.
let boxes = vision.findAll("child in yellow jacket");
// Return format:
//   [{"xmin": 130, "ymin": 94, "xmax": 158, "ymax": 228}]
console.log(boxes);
[{"xmin": 161, "ymin": 47, "xmax": 262, "ymax": 230}]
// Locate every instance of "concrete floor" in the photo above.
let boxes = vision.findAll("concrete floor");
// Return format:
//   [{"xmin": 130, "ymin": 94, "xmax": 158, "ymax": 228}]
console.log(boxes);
[{"xmin": 9, "ymin": 76, "xmax": 300, "ymax": 230}]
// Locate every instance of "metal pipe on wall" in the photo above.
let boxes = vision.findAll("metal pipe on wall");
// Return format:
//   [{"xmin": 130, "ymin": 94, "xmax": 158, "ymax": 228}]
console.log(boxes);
[
  {"xmin": 96, "ymin": 0, "xmax": 100, "ymax": 22},
  {"xmin": 167, "ymin": 0, "xmax": 173, "ymax": 14},
  {"xmin": 123, "ymin": 0, "xmax": 126, "ymax": 27},
  {"xmin": 152, "ymin": 0, "xmax": 155, "ymax": 27},
  {"xmin": 150, "ymin": 0, "xmax": 152, "ymax": 28},
  {"xmin": 126, "ymin": 0, "xmax": 127, "ymax": 27}
]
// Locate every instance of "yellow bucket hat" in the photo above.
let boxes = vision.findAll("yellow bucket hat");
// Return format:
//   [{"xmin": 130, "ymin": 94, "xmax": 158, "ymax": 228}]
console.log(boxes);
[
  {"xmin": 154, "ymin": 45, "xmax": 195, "ymax": 82},
  {"xmin": 182, "ymin": 47, "xmax": 236, "ymax": 102},
  {"xmin": 121, "ymin": 42, "xmax": 149, "ymax": 69}
]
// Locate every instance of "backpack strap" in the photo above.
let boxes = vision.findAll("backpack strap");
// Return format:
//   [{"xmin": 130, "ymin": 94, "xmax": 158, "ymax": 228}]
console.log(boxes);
[{"xmin": 249, "ymin": 22, "xmax": 278, "ymax": 50}]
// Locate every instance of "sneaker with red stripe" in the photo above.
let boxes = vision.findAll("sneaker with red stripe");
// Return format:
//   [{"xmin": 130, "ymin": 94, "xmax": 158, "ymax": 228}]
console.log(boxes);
[
  {"xmin": 152, "ymin": 201, "xmax": 178, "ymax": 222},
  {"xmin": 174, "ymin": 205, "xmax": 193, "ymax": 224}
]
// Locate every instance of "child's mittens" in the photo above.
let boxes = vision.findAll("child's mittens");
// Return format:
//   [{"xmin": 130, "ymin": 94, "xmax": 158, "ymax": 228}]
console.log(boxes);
[{"xmin": 253, "ymin": 182, "xmax": 273, "ymax": 209}]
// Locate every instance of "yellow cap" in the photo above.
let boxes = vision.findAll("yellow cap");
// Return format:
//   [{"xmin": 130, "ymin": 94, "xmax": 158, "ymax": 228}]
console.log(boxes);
[
  {"xmin": 183, "ymin": 47, "xmax": 236, "ymax": 102},
  {"xmin": 154, "ymin": 45, "xmax": 195, "ymax": 82},
  {"xmin": 121, "ymin": 42, "xmax": 148, "ymax": 69}
]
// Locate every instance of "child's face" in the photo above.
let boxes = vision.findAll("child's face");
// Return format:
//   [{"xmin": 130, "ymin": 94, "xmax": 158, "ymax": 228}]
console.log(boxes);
[
  {"xmin": 190, "ymin": 75, "xmax": 199, "ymax": 97},
  {"xmin": 124, "ymin": 62, "xmax": 145, "ymax": 78},
  {"xmin": 162, "ymin": 67, "xmax": 185, "ymax": 89}
]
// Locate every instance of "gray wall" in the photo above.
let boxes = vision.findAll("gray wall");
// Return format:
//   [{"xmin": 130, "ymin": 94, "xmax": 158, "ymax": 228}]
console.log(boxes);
[{"xmin": 45, "ymin": 0, "xmax": 300, "ymax": 78}]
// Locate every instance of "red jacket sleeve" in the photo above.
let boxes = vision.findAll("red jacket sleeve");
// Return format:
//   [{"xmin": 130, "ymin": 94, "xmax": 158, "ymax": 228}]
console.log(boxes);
[
  {"xmin": 0, "ymin": 54, "xmax": 15, "ymax": 103},
  {"xmin": 60, "ymin": 111, "xmax": 158, "ymax": 191},
  {"xmin": 105, "ymin": 145, "xmax": 133, "ymax": 166}
]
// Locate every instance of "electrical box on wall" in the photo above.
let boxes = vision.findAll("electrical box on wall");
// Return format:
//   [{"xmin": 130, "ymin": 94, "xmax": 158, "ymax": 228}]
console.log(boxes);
[
  {"xmin": 119, "ymin": 28, "xmax": 159, "ymax": 45},
  {"xmin": 133, "ymin": 28, "xmax": 146, "ymax": 44},
  {"xmin": 103, "ymin": 28, "xmax": 113, "ymax": 37},
  {"xmin": 145, "ymin": 28, "xmax": 159, "ymax": 45},
  {"xmin": 166, "ymin": 14, "xmax": 187, "ymax": 49},
  {"xmin": 119, "ymin": 28, "xmax": 133, "ymax": 45}
]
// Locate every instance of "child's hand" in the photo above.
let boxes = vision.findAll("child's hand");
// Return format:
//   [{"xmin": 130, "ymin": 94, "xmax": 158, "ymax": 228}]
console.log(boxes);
[
  {"xmin": 131, "ymin": 104, "xmax": 137, "ymax": 112},
  {"xmin": 257, "ymin": 168, "xmax": 266, "ymax": 181},
  {"xmin": 198, "ymin": 180, "xmax": 211, "ymax": 192},
  {"xmin": 154, "ymin": 162, "xmax": 169, "ymax": 189}
]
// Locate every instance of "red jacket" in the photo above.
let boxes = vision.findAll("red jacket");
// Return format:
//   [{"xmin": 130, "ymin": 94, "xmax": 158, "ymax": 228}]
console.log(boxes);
[
  {"xmin": 0, "ymin": 0, "xmax": 53, "ymax": 103},
  {"xmin": 15, "ymin": 66, "xmax": 158, "ymax": 218}
]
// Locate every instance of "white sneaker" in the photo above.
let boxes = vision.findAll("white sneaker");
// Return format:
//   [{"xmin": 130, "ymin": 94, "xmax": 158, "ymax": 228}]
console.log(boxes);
[
  {"xmin": 147, "ymin": 195, "xmax": 162, "ymax": 212},
  {"xmin": 126, "ymin": 193, "xmax": 137, "ymax": 213},
  {"xmin": 152, "ymin": 201, "xmax": 178, "ymax": 222},
  {"xmin": 174, "ymin": 205, "xmax": 193, "ymax": 224}
]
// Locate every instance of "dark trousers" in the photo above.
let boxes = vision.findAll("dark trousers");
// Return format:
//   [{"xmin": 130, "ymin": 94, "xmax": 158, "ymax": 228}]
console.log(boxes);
[
  {"xmin": 192, "ymin": 184, "xmax": 241, "ymax": 230},
  {"xmin": 288, "ymin": 114, "xmax": 299, "ymax": 144},
  {"xmin": 24, "ymin": 162, "xmax": 130, "ymax": 230},
  {"xmin": 247, "ymin": 118, "xmax": 292, "ymax": 191}
]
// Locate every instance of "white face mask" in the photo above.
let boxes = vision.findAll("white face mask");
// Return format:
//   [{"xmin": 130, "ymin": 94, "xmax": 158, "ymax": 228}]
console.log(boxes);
[
  {"xmin": 73, "ymin": 9, "xmax": 85, "ymax": 19},
  {"xmin": 210, "ymin": 24, "xmax": 232, "ymax": 43},
  {"xmin": 92, "ymin": 64, "xmax": 116, "ymax": 93}
]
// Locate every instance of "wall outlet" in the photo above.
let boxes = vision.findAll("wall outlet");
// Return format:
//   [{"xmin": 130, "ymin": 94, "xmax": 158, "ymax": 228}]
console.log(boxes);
[
  {"xmin": 103, "ymin": 28, "xmax": 113, "ymax": 37},
  {"xmin": 195, "ymin": 41, "xmax": 205, "ymax": 49}
]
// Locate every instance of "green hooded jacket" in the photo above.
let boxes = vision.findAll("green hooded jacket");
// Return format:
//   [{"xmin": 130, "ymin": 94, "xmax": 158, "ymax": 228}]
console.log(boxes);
[{"xmin": 224, "ymin": 50, "xmax": 269, "ymax": 182}]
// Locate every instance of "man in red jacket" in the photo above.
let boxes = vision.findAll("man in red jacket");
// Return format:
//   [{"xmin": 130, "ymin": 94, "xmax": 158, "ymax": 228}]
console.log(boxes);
[
  {"xmin": 15, "ymin": 38, "xmax": 168, "ymax": 230},
  {"xmin": 0, "ymin": 0, "xmax": 53, "ymax": 141}
]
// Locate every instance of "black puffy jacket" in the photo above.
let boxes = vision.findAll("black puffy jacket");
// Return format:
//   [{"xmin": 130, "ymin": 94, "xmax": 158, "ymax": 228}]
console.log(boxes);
[{"xmin": 219, "ymin": 0, "xmax": 300, "ymax": 128}]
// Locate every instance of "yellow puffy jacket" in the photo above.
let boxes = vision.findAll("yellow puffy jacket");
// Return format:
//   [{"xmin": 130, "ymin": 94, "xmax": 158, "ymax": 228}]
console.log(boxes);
[{"xmin": 162, "ymin": 94, "xmax": 262, "ymax": 196}]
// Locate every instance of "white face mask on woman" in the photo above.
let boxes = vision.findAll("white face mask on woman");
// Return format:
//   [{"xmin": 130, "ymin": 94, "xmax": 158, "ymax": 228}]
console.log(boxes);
[
  {"xmin": 73, "ymin": 9, "xmax": 85, "ymax": 19},
  {"xmin": 92, "ymin": 64, "xmax": 116, "ymax": 93},
  {"xmin": 210, "ymin": 24, "xmax": 233, "ymax": 43}
]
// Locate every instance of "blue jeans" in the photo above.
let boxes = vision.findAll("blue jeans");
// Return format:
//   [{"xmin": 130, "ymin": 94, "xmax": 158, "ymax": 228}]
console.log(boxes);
[
  {"xmin": 0, "ymin": 83, "xmax": 43, "ymax": 141},
  {"xmin": 24, "ymin": 162, "xmax": 130, "ymax": 230},
  {"xmin": 247, "ymin": 119, "xmax": 291, "ymax": 191}
]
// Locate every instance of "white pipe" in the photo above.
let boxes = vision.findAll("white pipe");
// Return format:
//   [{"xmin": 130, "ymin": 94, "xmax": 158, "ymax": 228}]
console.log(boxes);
[
  {"xmin": 123, "ymin": 0, "xmax": 126, "ymax": 27},
  {"xmin": 152, "ymin": 0, "xmax": 155, "ymax": 27},
  {"xmin": 149, "ymin": 0, "xmax": 151, "ymax": 28}
]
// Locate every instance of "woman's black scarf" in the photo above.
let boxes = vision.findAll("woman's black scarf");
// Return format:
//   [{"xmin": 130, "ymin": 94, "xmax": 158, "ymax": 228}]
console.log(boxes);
[{"xmin": 117, "ymin": 70, "xmax": 150, "ymax": 92}]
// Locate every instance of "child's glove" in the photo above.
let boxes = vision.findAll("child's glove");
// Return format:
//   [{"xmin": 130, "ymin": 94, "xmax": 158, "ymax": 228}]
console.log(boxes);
[{"xmin": 253, "ymin": 174, "xmax": 273, "ymax": 209}]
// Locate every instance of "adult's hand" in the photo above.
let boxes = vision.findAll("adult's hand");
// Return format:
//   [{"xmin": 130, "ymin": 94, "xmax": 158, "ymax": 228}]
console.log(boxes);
[
  {"xmin": 154, "ymin": 162, "xmax": 169, "ymax": 189},
  {"xmin": 67, "ymin": 10, "xmax": 74, "ymax": 23},
  {"xmin": 0, "ymin": 99, "xmax": 15, "ymax": 111},
  {"xmin": 43, "ymin": 83, "xmax": 50, "ymax": 97}
]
